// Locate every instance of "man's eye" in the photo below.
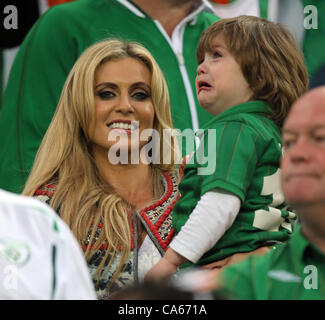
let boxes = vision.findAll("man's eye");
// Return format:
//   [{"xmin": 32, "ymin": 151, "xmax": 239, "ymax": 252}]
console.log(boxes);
[
  {"xmin": 132, "ymin": 92, "xmax": 149, "ymax": 101},
  {"xmin": 283, "ymin": 140, "xmax": 295, "ymax": 149},
  {"xmin": 97, "ymin": 91, "xmax": 115, "ymax": 99},
  {"xmin": 314, "ymin": 135, "xmax": 325, "ymax": 143}
]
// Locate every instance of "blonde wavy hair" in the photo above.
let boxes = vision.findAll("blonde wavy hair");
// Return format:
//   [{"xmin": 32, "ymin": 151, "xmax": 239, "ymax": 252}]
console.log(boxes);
[
  {"xmin": 23, "ymin": 39, "xmax": 179, "ymax": 288},
  {"xmin": 197, "ymin": 15, "xmax": 309, "ymax": 127}
]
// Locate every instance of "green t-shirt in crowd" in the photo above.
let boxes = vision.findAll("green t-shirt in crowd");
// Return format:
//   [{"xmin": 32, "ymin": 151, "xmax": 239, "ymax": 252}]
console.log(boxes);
[
  {"xmin": 173, "ymin": 101, "xmax": 296, "ymax": 266},
  {"xmin": 301, "ymin": 0, "xmax": 325, "ymax": 77},
  {"xmin": 218, "ymin": 224, "xmax": 325, "ymax": 300}
]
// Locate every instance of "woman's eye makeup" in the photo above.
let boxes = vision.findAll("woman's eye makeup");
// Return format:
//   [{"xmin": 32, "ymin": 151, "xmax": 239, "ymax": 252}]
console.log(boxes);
[
  {"xmin": 97, "ymin": 90, "xmax": 115, "ymax": 99},
  {"xmin": 95, "ymin": 83, "xmax": 151, "ymax": 101},
  {"xmin": 132, "ymin": 91, "xmax": 149, "ymax": 101}
]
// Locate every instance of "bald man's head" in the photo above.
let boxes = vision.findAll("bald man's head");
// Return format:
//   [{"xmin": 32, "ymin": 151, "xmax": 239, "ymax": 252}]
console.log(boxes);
[{"xmin": 281, "ymin": 86, "xmax": 325, "ymax": 219}]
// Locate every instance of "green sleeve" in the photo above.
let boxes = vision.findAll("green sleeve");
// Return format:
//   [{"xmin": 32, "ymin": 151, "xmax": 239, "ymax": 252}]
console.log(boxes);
[{"xmin": 0, "ymin": 6, "xmax": 81, "ymax": 193}]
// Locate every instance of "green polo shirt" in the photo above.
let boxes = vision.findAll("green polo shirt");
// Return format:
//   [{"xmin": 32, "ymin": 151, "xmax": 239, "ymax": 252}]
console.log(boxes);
[{"xmin": 218, "ymin": 225, "xmax": 325, "ymax": 300}]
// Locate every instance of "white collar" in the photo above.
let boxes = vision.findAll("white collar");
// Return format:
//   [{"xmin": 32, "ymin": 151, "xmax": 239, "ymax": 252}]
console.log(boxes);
[{"xmin": 116, "ymin": 0, "xmax": 215, "ymax": 18}]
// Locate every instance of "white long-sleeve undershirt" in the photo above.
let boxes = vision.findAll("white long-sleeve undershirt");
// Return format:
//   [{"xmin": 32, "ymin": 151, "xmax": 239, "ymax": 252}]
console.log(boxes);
[{"xmin": 169, "ymin": 189, "xmax": 241, "ymax": 263}]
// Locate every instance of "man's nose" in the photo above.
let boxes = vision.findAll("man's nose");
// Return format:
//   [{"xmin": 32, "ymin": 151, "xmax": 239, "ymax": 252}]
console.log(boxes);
[{"xmin": 288, "ymin": 137, "xmax": 311, "ymax": 162}]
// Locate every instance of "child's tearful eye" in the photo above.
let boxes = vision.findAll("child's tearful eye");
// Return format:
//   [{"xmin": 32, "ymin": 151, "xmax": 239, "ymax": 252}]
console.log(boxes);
[{"xmin": 213, "ymin": 51, "xmax": 222, "ymax": 59}]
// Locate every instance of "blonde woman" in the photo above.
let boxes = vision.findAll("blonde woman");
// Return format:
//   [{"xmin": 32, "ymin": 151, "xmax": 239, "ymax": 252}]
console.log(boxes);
[{"xmin": 23, "ymin": 39, "xmax": 180, "ymax": 299}]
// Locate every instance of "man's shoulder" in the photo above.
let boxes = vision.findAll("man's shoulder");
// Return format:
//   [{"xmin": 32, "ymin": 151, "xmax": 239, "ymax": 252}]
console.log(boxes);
[
  {"xmin": 0, "ymin": 189, "xmax": 52, "ymax": 213},
  {"xmin": 45, "ymin": 0, "xmax": 107, "ymax": 13},
  {"xmin": 196, "ymin": 10, "xmax": 219, "ymax": 26},
  {"xmin": 0, "ymin": 189, "xmax": 62, "ymax": 235},
  {"xmin": 38, "ymin": 0, "xmax": 113, "ymax": 24}
]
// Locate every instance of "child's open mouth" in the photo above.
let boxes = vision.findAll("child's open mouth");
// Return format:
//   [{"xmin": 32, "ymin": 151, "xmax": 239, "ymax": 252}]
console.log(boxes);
[{"xmin": 198, "ymin": 81, "xmax": 212, "ymax": 93}]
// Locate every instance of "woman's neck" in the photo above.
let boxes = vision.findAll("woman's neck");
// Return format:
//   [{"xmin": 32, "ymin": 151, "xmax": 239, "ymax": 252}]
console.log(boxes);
[{"xmin": 94, "ymin": 149, "xmax": 154, "ymax": 210}]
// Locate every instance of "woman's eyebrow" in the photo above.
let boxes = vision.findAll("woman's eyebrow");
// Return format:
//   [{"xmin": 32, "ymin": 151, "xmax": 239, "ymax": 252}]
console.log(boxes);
[
  {"xmin": 129, "ymin": 82, "xmax": 151, "ymax": 92},
  {"xmin": 94, "ymin": 82, "xmax": 118, "ymax": 90}
]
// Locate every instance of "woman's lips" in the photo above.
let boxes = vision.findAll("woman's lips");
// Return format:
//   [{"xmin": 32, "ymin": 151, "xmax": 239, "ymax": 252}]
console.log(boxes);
[{"xmin": 106, "ymin": 120, "xmax": 139, "ymax": 135}]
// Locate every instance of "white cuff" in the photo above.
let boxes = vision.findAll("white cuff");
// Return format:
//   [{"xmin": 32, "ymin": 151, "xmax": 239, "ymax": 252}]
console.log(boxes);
[{"xmin": 170, "ymin": 189, "xmax": 240, "ymax": 263}]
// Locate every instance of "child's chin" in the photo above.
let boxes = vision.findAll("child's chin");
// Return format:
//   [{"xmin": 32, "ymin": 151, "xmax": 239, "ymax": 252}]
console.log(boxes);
[
  {"xmin": 198, "ymin": 99, "xmax": 210, "ymax": 109},
  {"xmin": 199, "ymin": 102, "xmax": 217, "ymax": 116}
]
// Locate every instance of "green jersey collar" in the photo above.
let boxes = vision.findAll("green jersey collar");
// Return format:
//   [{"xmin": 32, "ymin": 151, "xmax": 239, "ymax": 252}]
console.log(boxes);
[
  {"xmin": 290, "ymin": 224, "xmax": 325, "ymax": 264},
  {"xmin": 203, "ymin": 100, "xmax": 270, "ymax": 126}
]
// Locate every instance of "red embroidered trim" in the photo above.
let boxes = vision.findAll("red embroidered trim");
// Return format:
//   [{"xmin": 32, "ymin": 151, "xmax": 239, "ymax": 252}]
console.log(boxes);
[
  {"xmin": 37, "ymin": 173, "xmax": 178, "ymax": 253},
  {"xmin": 139, "ymin": 172, "xmax": 178, "ymax": 251},
  {"xmin": 210, "ymin": 0, "xmax": 233, "ymax": 4},
  {"xmin": 34, "ymin": 184, "xmax": 56, "ymax": 197}
]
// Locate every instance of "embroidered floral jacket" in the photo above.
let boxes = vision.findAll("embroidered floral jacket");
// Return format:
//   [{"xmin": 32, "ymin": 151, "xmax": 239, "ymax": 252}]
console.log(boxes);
[{"xmin": 34, "ymin": 171, "xmax": 179, "ymax": 299}]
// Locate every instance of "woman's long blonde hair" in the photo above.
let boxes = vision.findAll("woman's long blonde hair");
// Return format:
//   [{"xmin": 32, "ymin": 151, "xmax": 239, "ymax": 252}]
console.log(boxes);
[{"xmin": 23, "ymin": 39, "xmax": 179, "ymax": 288}]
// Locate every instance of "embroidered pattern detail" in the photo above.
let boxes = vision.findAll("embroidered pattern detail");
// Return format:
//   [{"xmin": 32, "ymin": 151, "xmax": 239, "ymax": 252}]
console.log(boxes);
[
  {"xmin": 34, "ymin": 184, "xmax": 56, "ymax": 206},
  {"xmin": 33, "ymin": 172, "xmax": 179, "ymax": 298},
  {"xmin": 82, "ymin": 216, "xmax": 136, "ymax": 252},
  {"xmin": 138, "ymin": 171, "xmax": 179, "ymax": 251}
]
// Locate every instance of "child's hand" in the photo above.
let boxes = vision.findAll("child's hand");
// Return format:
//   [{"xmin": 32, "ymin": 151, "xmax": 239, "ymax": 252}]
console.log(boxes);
[
  {"xmin": 145, "ymin": 248, "xmax": 188, "ymax": 281},
  {"xmin": 179, "ymin": 152, "xmax": 194, "ymax": 177},
  {"xmin": 145, "ymin": 257, "xmax": 178, "ymax": 281}
]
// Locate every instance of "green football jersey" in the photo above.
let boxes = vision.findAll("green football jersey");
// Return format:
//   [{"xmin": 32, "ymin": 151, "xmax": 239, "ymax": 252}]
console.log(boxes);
[
  {"xmin": 218, "ymin": 225, "xmax": 325, "ymax": 300},
  {"xmin": 173, "ymin": 101, "xmax": 296, "ymax": 266}
]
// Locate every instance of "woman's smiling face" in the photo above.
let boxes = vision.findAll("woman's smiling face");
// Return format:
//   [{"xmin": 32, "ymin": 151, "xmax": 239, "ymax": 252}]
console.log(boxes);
[{"xmin": 91, "ymin": 57, "xmax": 155, "ymax": 159}]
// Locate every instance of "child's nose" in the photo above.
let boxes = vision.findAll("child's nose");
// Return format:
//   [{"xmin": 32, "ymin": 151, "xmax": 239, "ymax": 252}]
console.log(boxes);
[{"xmin": 197, "ymin": 61, "xmax": 208, "ymax": 75}]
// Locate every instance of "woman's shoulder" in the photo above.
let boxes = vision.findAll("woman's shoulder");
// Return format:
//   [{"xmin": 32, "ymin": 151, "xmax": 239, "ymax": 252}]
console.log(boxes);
[{"xmin": 34, "ymin": 183, "xmax": 57, "ymax": 206}]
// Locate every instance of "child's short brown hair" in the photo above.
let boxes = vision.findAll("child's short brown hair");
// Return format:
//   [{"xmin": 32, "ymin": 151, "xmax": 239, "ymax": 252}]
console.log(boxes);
[{"xmin": 197, "ymin": 15, "xmax": 308, "ymax": 126}]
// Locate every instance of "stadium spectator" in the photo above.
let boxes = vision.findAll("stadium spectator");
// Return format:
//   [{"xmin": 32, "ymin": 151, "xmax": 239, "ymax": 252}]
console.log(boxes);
[
  {"xmin": 0, "ymin": 188, "xmax": 96, "ymax": 299},
  {"xmin": 23, "ymin": 39, "xmax": 180, "ymax": 299}
]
